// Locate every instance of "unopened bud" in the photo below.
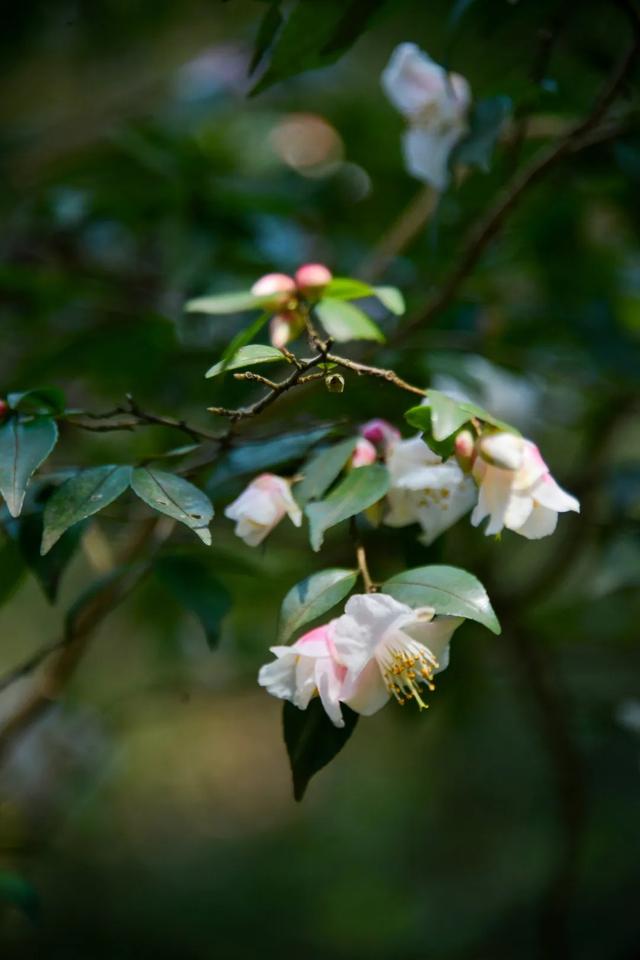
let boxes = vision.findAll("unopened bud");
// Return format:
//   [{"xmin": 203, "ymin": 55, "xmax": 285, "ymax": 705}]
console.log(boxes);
[
  {"xmin": 295, "ymin": 263, "xmax": 333, "ymax": 297},
  {"xmin": 361, "ymin": 418, "xmax": 401, "ymax": 450},
  {"xmin": 251, "ymin": 272, "xmax": 297, "ymax": 310},
  {"xmin": 325, "ymin": 373, "xmax": 345, "ymax": 393},
  {"xmin": 0, "ymin": 399, "xmax": 8, "ymax": 419},
  {"xmin": 454, "ymin": 429, "xmax": 475, "ymax": 470},
  {"xmin": 351, "ymin": 437, "xmax": 377, "ymax": 468},
  {"xmin": 478, "ymin": 431, "xmax": 524, "ymax": 470}
]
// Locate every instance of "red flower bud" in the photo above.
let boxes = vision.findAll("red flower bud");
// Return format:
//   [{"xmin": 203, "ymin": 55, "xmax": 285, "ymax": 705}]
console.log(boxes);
[
  {"xmin": 251, "ymin": 273, "xmax": 297, "ymax": 310},
  {"xmin": 0, "ymin": 399, "xmax": 9, "ymax": 420}
]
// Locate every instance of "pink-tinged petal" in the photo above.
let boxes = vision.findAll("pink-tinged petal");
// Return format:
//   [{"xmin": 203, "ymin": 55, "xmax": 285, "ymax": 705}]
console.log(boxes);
[
  {"xmin": 381, "ymin": 43, "xmax": 447, "ymax": 119},
  {"xmin": 514, "ymin": 504, "xmax": 559, "ymax": 540},
  {"xmin": 343, "ymin": 657, "xmax": 390, "ymax": 716},
  {"xmin": 512, "ymin": 440, "xmax": 548, "ymax": 490},
  {"xmin": 269, "ymin": 314, "xmax": 293, "ymax": 348},
  {"xmin": 352, "ymin": 437, "xmax": 378, "ymax": 468},
  {"xmin": 533, "ymin": 474, "xmax": 580, "ymax": 513},
  {"xmin": 294, "ymin": 656, "xmax": 318, "ymax": 709},
  {"xmin": 316, "ymin": 659, "xmax": 347, "ymax": 728}
]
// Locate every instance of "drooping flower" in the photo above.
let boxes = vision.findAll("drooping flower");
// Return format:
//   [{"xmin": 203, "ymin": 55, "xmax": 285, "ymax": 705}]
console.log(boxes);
[
  {"xmin": 384, "ymin": 436, "xmax": 476, "ymax": 544},
  {"xmin": 332, "ymin": 593, "xmax": 462, "ymax": 716},
  {"xmin": 258, "ymin": 624, "xmax": 347, "ymax": 728},
  {"xmin": 225, "ymin": 473, "xmax": 302, "ymax": 546},
  {"xmin": 381, "ymin": 42, "xmax": 471, "ymax": 191},
  {"xmin": 471, "ymin": 432, "xmax": 580, "ymax": 539}
]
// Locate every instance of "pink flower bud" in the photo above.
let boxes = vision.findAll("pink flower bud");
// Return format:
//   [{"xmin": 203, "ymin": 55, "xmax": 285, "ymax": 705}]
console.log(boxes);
[
  {"xmin": 361, "ymin": 418, "xmax": 401, "ymax": 452},
  {"xmin": 251, "ymin": 273, "xmax": 297, "ymax": 310},
  {"xmin": 295, "ymin": 263, "xmax": 333, "ymax": 296},
  {"xmin": 454, "ymin": 429, "xmax": 475, "ymax": 469},
  {"xmin": 269, "ymin": 314, "xmax": 294, "ymax": 349},
  {"xmin": 352, "ymin": 437, "xmax": 378, "ymax": 468}
]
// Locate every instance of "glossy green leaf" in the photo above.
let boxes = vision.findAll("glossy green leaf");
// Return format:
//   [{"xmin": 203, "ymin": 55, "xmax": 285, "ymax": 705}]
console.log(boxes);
[
  {"xmin": 155, "ymin": 554, "xmax": 231, "ymax": 648},
  {"xmin": 374, "ymin": 286, "xmax": 405, "ymax": 315},
  {"xmin": 219, "ymin": 312, "xmax": 270, "ymax": 373},
  {"xmin": 205, "ymin": 343, "xmax": 287, "ymax": 379},
  {"xmin": 279, "ymin": 567, "xmax": 357, "ymax": 642},
  {"xmin": 405, "ymin": 389, "xmax": 519, "ymax": 441},
  {"xmin": 294, "ymin": 437, "xmax": 358, "ymax": 506},
  {"xmin": 0, "ymin": 416, "xmax": 58, "ymax": 518},
  {"xmin": 17, "ymin": 510, "xmax": 85, "ymax": 601},
  {"xmin": 131, "ymin": 468, "xmax": 213, "ymax": 545},
  {"xmin": 283, "ymin": 698, "xmax": 359, "ymax": 801},
  {"xmin": 315, "ymin": 298, "xmax": 385, "ymax": 343},
  {"xmin": 41, "ymin": 465, "xmax": 132, "ymax": 555},
  {"xmin": 306, "ymin": 463, "xmax": 389, "ymax": 551},
  {"xmin": 186, "ymin": 290, "xmax": 270, "ymax": 315},
  {"xmin": 383, "ymin": 564, "xmax": 501, "ymax": 634},
  {"xmin": 323, "ymin": 277, "xmax": 374, "ymax": 300},
  {"xmin": 249, "ymin": 1, "xmax": 284, "ymax": 74},
  {"xmin": 7, "ymin": 387, "xmax": 66, "ymax": 416}
]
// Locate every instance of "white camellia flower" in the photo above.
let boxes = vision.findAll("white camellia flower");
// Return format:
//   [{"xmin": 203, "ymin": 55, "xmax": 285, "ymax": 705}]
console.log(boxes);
[
  {"xmin": 384, "ymin": 436, "xmax": 476, "ymax": 545},
  {"xmin": 225, "ymin": 473, "xmax": 302, "ymax": 546},
  {"xmin": 258, "ymin": 625, "xmax": 347, "ymax": 728},
  {"xmin": 332, "ymin": 593, "xmax": 463, "ymax": 715},
  {"xmin": 471, "ymin": 432, "xmax": 580, "ymax": 539},
  {"xmin": 381, "ymin": 42, "xmax": 471, "ymax": 191}
]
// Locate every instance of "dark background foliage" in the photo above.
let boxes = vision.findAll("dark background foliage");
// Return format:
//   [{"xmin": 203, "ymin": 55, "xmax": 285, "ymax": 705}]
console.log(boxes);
[{"xmin": 1, "ymin": 1, "xmax": 639, "ymax": 958}]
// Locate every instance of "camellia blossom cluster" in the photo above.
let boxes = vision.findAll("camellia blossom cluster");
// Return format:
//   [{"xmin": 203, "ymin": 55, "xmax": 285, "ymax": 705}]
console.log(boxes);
[
  {"xmin": 223, "ymin": 421, "xmax": 579, "ymax": 549},
  {"xmin": 251, "ymin": 263, "xmax": 333, "ymax": 348},
  {"xmin": 382, "ymin": 42, "xmax": 472, "ymax": 191},
  {"xmin": 259, "ymin": 593, "xmax": 462, "ymax": 727}
]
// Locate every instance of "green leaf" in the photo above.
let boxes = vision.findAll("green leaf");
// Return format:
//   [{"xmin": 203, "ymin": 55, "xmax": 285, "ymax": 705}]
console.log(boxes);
[
  {"xmin": 315, "ymin": 298, "xmax": 385, "ymax": 343},
  {"xmin": 131, "ymin": 468, "xmax": 214, "ymax": 545},
  {"xmin": 205, "ymin": 343, "xmax": 287, "ymax": 379},
  {"xmin": 383, "ymin": 564, "xmax": 501, "ymax": 634},
  {"xmin": 155, "ymin": 554, "xmax": 231, "ymax": 648},
  {"xmin": 207, "ymin": 426, "xmax": 334, "ymax": 488},
  {"xmin": 294, "ymin": 437, "xmax": 358, "ymax": 507},
  {"xmin": 279, "ymin": 567, "xmax": 357, "ymax": 642},
  {"xmin": 0, "ymin": 416, "xmax": 58, "ymax": 518},
  {"xmin": 249, "ymin": 1, "xmax": 284, "ymax": 74},
  {"xmin": 374, "ymin": 286, "xmax": 405, "ymax": 315},
  {"xmin": 252, "ymin": 0, "xmax": 388, "ymax": 95},
  {"xmin": 7, "ymin": 387, "xmax": 66, "ymax": 416},
  {"xmin": 283, "ymin": 697, "xmax": 359, "ymax": 801},
  {"xmin": 405, "ymin": 389, "xmax": 519, "ymax": 441},
  {"xmin": 41, "ymin": 465, "xmax": 132, "ymax": 555},
  {"xmin": 0, "ymin": 870, "xmax": 40, "ymax": 924},
  {"xmin": 306, "ymin": 463, "xmax": 389, "ymax": 551},
  {"xmin": 453, "ymin": 95, "xmax": 512, "ymax": 172},
  {"xmin": 219, "ymin": 312, "xmax": 270, "ymax": 373},
  {"xmin": 323, "ymin": 277, "xmax": 374, "ymax": 300},
  {"xmin": 186, "ymin": 290, "xmax": 270, "ymax": 315}
]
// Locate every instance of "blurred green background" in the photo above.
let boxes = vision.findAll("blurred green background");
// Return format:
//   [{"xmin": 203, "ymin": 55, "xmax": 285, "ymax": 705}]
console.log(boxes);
[{"xmin": 1, "ymin": 1, "xmax": 639, "ymax": 957}]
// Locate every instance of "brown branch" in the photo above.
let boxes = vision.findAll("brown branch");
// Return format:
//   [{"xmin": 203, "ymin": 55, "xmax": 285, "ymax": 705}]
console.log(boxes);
[
  {"xmin": 404, "ymin": 15, "xmax": 640, "ymax": 336},
  {"xmin": 67, "ymin": 395, "xmax": 223, "ymax": 443},
  {"xmin": 326, "ymin": 353, "xmax": 426, "ymax": 398},
  {"xmin": 207, "ymin": 352, "xmax": 328, "ymax": 421},
  {"xmin": 356, "ymin": 544, "xmax": 376, "ymax": 593}
]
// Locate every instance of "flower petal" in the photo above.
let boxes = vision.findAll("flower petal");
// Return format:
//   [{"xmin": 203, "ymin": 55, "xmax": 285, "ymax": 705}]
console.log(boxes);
[{"xmin": 343, "ymin": 657, "xmax": 390, "ymax": 716}]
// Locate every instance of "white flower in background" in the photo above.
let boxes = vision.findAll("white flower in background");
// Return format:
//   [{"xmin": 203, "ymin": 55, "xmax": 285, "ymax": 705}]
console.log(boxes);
[
  {"xmin": 225, "ymin": 473, "xmax": 302, "ymax": 546},
  {"xmin": 332, "ymin": 593, "xmax": 462, "ymax": 715},
  {"xmin": 384, "ymin": 436, "xmax": 476, "ymax": 545},
  {"xmin": 471, "ymin": 432, "xmax": 580, "ymax": 539},
  {"xmin": 258, "ymin": 625, "xmax": 347, "ymax": 728},
  {"xmin": 382, "ymin": 42, "xmax": 471, "ymax": 191}
]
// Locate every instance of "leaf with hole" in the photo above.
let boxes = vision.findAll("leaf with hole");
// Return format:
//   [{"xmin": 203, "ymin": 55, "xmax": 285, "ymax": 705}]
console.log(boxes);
[
  {"xmin": 306, "ymin": 463, "xmax": 389, "ymax": 551},
  {"xmin": 283, "ymin": 698, "xmax": 359, "ymax": 801},
  {"xmin": 205, "ymin": 344, "xmax": 287, "ymax": 379},
  {"xmin": 0, "ymin": 416, "xmax": 59, "ymax": 518},
  {"xmin": 279, "ymin": 567, "xmax": 357, "ymax": 642},
  {"xmin": 41, "ymin": 465, "xmax": 132, "ymax": 555},
  {"xmin": 383, "ymin": 564, "xmax": 501, "ymax": 634},
  {"xmin": 315, "ymin": 298, "xmax": 384, "ymax": 343},
  {"xmin": 131, "ymin": 468, "xmax": 214, "ymax": 544}
]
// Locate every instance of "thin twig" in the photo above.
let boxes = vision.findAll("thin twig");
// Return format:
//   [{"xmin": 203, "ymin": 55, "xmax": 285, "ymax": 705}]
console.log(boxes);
[
  {"xmin": 356, "ymin": 544, "xmax": 376, "ymax": 593},
  {"xmin": 326, "ymin": 353, "xmax": 426, "ymax": 398},
  {"xmin": 207, "ymin": 353, "xmax": 327, "ymax": 420},
  {"xmin": 66, "ymin": 396, "xmax": 223, "ymax": 443}
]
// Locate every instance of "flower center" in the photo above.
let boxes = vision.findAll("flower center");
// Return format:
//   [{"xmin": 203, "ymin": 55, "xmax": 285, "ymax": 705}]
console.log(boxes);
[{"xmin": 379, "ymin": 641, "xmax": 438, "ymax": 710}]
